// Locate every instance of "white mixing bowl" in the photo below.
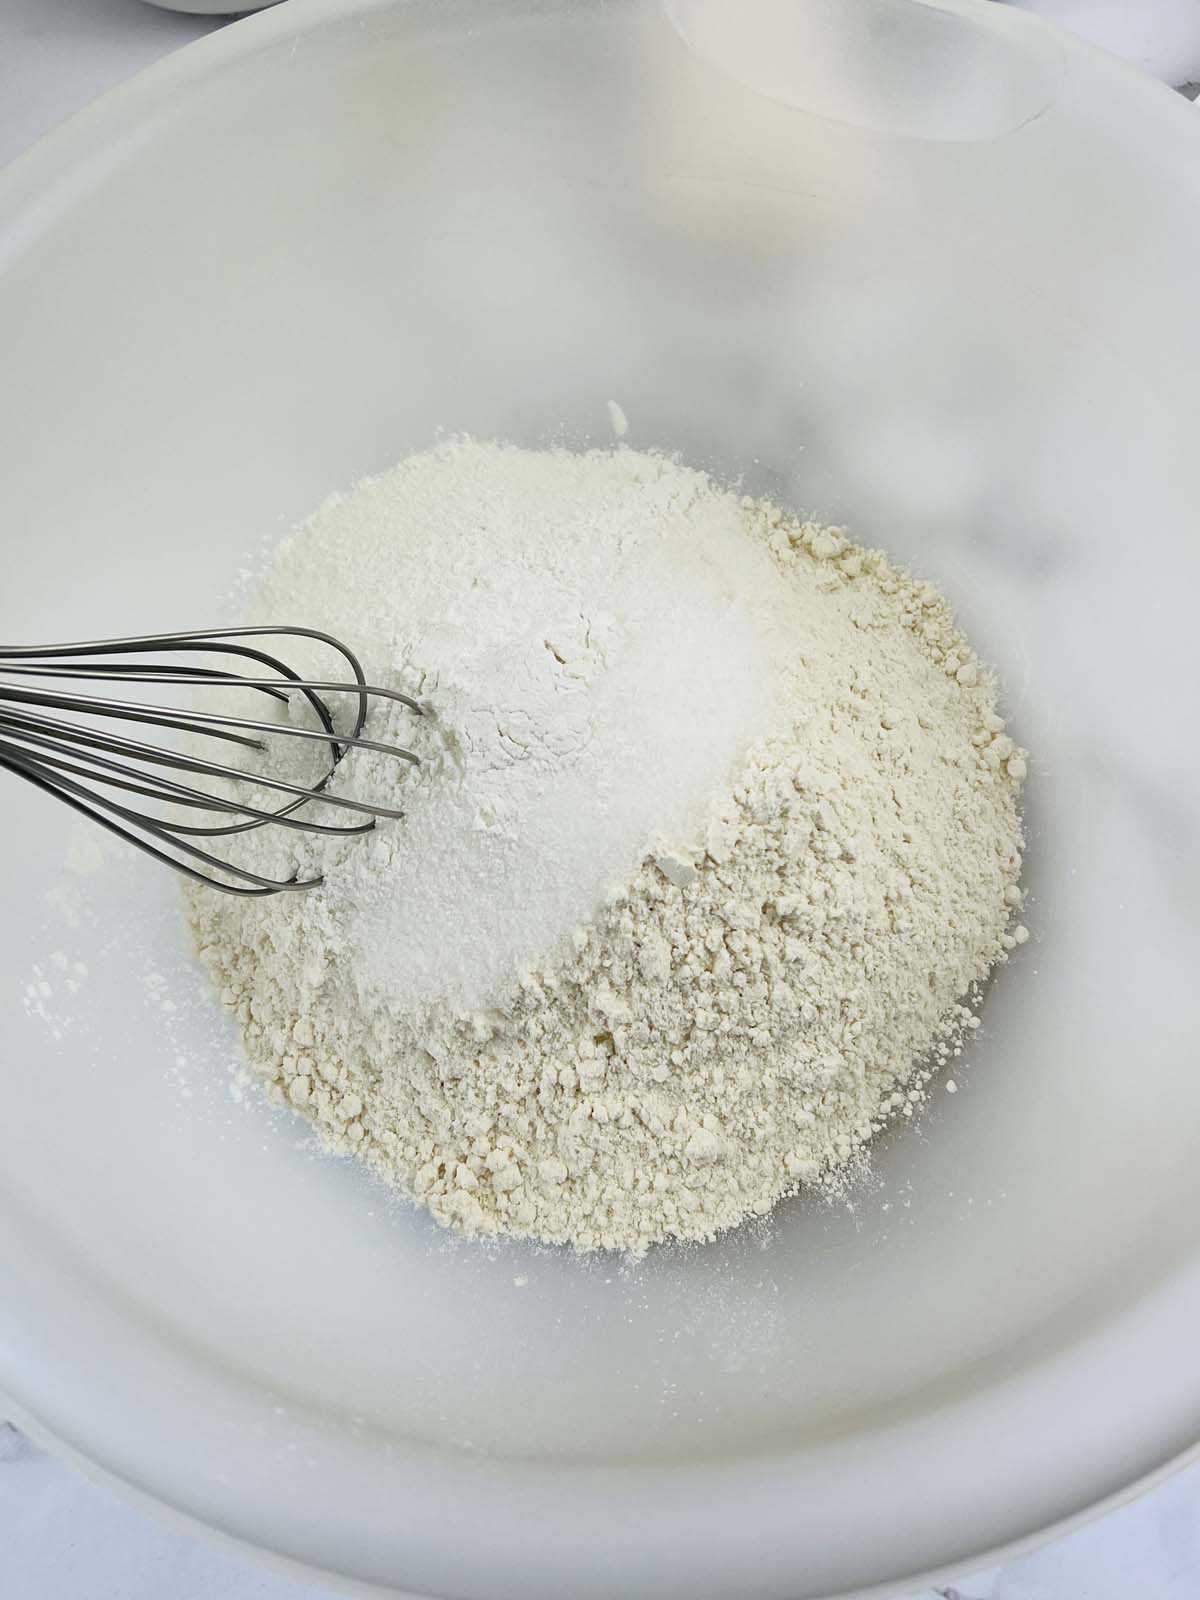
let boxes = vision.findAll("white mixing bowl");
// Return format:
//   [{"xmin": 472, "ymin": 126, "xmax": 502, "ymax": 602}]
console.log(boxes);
[{"xmin": 2, "ymin": 2, "xmax": 1199, "ymax": 1596}]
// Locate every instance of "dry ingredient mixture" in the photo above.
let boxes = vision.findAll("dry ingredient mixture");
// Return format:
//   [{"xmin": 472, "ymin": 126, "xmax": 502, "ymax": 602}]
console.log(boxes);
[{"xmin": 187, "ymin": 441, "xmax": 1027, "ymax": 1254}]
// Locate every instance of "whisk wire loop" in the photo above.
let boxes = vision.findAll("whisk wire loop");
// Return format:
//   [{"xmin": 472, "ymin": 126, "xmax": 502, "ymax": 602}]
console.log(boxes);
[{"xmin": 0, "ymin": 627, "xmax": 421, "ymax": 896}]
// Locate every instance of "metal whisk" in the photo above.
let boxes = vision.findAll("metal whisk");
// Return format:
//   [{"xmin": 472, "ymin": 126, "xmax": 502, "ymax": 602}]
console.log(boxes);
[{"xmin": 0, "ymin": 626, "xmax": 422, "ymax": 896}]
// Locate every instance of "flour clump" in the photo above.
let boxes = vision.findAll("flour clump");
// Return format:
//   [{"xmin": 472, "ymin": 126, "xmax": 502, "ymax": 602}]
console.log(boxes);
[{"xmin": 187, "ymin": 441, "xmax": 1026, "ymax": 1254}]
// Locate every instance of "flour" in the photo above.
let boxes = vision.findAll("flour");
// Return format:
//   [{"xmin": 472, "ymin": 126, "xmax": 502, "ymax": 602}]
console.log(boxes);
[
  {"xmin": 251, "ymin": 442, "xmax": 795, "ymax": 1014},
  {"xmin": 186, "ymin": 441, "xmax": 1025, "ymax": 1255}
]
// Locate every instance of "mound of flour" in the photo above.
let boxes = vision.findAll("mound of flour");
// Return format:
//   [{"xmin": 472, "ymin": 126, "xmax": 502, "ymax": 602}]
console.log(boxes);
[{"xmin": 187, "ymin": 441, "xmax": 1026, "ymax": 1254}]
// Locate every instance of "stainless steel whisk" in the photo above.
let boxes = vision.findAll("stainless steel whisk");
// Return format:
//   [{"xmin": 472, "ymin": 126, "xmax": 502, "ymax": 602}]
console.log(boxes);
[{"xmin": 0, "ymin": 626, "xmax": 421, "ymax": 896}]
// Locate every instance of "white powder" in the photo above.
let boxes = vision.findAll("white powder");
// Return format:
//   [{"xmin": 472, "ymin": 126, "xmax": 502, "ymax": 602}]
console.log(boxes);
[
  {"xmin": 187, "ymin": 441, "xmax": 1025, "ymax": 1255},
  {"xmin": 257, "ymin": 443, "xmax": 799, "ymax": 1011}
]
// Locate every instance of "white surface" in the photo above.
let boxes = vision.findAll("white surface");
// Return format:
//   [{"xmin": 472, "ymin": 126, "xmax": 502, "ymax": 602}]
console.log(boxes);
[
  {"xmin": 1, "ymin": 4, "xmax": 1200, "ymax": 1599},
  {"xmin": 0, "ymin": 0, "xmax": 221, "ymax": 169},
  {"xmin": 1002, "ymin": 0, "xmax": 1200, "ymax": 85}
]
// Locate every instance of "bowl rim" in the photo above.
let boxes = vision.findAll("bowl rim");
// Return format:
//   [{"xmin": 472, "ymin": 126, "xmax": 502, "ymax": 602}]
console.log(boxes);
[{"xmin": 4, "ymin": 1388, "xmax": 1198, "ymax": 1600}]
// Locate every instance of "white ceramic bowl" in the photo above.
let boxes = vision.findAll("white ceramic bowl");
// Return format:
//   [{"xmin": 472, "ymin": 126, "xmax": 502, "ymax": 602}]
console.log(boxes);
[{"xmin": 2, "ymin": 3, "xmax": 1200, "ymax": 1596}]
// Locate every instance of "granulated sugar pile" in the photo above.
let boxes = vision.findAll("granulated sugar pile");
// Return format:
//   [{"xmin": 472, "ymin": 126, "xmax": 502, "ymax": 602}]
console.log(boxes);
[{"xmin": 187, "ymin": 441, "xmax": 1026, "ymax": 1254}]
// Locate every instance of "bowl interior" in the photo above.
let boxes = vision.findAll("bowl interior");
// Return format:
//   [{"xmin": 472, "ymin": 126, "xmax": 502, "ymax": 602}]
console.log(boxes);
[{"xmin": 2, "ymin": 3, "xmax": 1200, "ymax": 1597}]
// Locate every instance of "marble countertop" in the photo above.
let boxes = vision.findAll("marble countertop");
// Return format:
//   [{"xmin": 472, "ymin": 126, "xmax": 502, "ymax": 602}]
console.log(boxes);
[{"xmin": 2, "ymin": 4, "xmax": 1198, "ymax": 1598}]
